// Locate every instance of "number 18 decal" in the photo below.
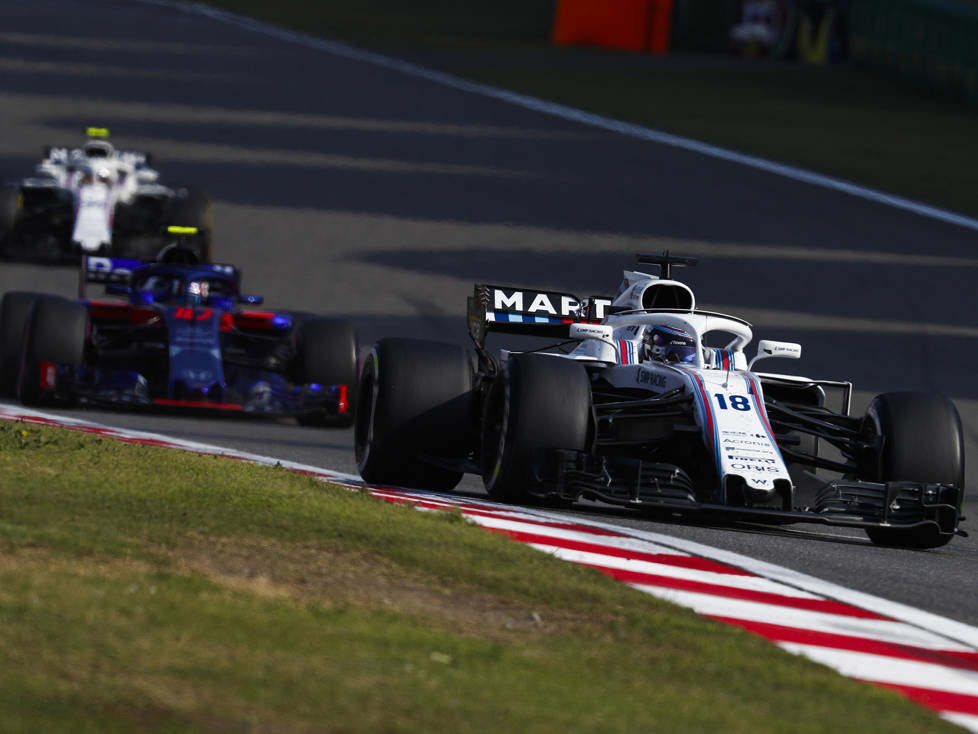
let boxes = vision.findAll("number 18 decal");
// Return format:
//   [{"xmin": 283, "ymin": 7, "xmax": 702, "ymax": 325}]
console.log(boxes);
[{"xmin": 714, "ymin": 394, "xmax": 750, "ymax": 411}]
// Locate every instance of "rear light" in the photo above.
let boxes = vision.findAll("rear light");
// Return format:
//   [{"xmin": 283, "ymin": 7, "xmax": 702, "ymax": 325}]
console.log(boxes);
[{"xmin": 40, "ymin": 362, "xmax": 57, "ymax": 391}]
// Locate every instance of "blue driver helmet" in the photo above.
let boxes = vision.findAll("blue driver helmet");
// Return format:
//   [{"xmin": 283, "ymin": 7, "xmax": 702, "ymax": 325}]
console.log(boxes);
[{"xmin": 646, "ymin": 325, "xmax": 697, "ymax": 363}]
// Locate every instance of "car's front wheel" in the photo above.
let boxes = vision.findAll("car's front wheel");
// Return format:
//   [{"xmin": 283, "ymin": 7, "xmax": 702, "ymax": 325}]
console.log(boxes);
[
  {"xmin": 481, "ymin": 353, "xmax": 592, "ymax": 504},
  {"xmin": 860, "ymin": 392, "xmax": 964, "ymax": 549}
]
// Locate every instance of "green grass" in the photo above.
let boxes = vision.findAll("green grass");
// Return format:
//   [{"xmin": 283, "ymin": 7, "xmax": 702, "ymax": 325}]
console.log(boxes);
[
  {"xmin": 0, "ymin": 421, "xmax": 959, "ymax": 732},
  {"xmin": 198, "ymin": 0, "xmax": 978, "ymax": 219}
]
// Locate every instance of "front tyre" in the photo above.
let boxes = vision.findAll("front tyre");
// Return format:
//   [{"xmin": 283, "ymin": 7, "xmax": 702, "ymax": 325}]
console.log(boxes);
[
  {"xmin": 355, "ymin": 338, "xmax": 473, "ymax": 491},
  {"xmin": 481, "ymin": 354, "xmax": 591, "ymax": 504},
  {"xmin": 861, "ymin": 392, "xmax": 964, "ymax": 549},
  {"xmin": 18, "ymin": 297, "xmax": 88, "ymax": 406}
]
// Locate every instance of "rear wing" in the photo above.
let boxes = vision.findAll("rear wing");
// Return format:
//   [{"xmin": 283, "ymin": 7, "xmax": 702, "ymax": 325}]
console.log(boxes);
[
  {"xmin": 467, "ymin": 284, "xmax": 612, "ymax": 348},
  {"xmin": 79, "ymin": 255, "xmax": 143, "ymax": 298}
]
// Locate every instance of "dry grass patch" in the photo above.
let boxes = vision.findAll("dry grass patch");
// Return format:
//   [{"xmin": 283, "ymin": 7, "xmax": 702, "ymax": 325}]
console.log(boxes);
[{"xmin": 165, "ymin": 534, "xmax": 613, "ymax": 641}]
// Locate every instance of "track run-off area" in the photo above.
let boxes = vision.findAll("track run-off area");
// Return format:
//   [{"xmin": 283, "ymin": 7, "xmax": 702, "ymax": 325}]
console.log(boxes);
[
  {"xmin": 3, "ymin": 403, "xmax": 978, "ymax": 730},
  {"xmin": 3, "ymin": 0, "xmax": 978, "ymax": 729}
]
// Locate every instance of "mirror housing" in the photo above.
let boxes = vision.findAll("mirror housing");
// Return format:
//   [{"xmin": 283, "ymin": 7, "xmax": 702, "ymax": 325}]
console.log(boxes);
[
  {"xmin": 749, "ymin": 340, "xmax": 801, "ymax": 369},
  {"xmin": 239, "ymin": 294, "xmax": 264, "ymax": 305},
  {"xmin": 569, "ymin": 322, "xmax": 614, "ymax": 341}
]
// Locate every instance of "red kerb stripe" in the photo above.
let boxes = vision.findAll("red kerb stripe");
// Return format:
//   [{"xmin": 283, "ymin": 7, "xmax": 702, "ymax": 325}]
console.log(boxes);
[
  {"xmin": 590, "ymin": 564, "xmax": 889, "ymax": 619},
  {"xmin": 487, "ymin": 527, "xmax": 754, "ymax": 576},
  {"xmin": 871, "ymin": 682, "xmax": 978, "ymax": 717},
  {"xmin": 712, "ymin": 617, "xmax": 978, "ymax": 671}
]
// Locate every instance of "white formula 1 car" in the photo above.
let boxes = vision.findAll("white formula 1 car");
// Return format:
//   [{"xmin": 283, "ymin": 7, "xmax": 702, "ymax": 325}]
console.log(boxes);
[
  {"xmin": 0, "ymin": 128, "xmax": 211, "ymax": 261},
  {"xmin": 355, "ymin": 254, "xmax": 965, "ymax": 549}
]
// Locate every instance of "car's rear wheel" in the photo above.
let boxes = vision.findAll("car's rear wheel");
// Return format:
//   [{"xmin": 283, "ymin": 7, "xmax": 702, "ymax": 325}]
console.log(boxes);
[
  {"xmin": 295, "ymin": 318, "xmax": 359, "ymax": 427},
  {"xmin": 0, "ymin": 185, "xmax": 20, "ymax": 239},
  {"xmin": 481, "ymin": 353, "xmax": 591, "ymax": 503},
  {"xmin": 18, "ymin": 297, "xmax": 88, "ymax": 405},
  {"xmin": 169, "ymin": 187, "xmax": 213, "ymax": 262},
  {"xmin": 861, "ymin": 392, "xmax": 964, "ymax": 549},
  {"xmin": 355, "ymin": 338, "xmax": 473, "ymax": 491},
  {"xmin": 0, "ymin": 292, "xmax": 50, "ymax": 397}
]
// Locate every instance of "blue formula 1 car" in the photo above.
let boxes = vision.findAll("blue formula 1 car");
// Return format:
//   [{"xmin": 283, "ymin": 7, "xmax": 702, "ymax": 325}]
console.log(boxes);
[{"xmin": 0, "ymin": 248, "xmax": 358, "ymax": 425}]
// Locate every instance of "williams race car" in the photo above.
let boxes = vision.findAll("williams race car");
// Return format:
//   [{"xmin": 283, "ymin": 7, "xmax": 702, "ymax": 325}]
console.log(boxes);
[
  {"xmin": 355, "ymin": 254, "xmax": 965, "ymax": 549},
  {"xmin": 0, "ymin": 249, "xmax": 357, "ymax": 425},
  {"xmin": 0, "ymin": 127, "xmax": 212, "ymax": 262}
]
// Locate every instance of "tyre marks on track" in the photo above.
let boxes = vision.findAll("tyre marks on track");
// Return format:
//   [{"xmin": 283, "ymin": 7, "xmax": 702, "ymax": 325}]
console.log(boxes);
[{"xmin": 3, "ymin": 403, "xmax": 976, "ymax": 732}]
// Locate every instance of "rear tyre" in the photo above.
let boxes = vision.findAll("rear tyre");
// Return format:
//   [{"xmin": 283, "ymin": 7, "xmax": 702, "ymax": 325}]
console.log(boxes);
[
  {"xmin": 0, "ymin": 185, "xmax": 19, "ymax": 239},
  {"xmin": 295, "ymin": 318, "xmax": 359, "ymax": 427},
  {"xmin": 169, "ymin": 188, "xmax": 213, "ymax": 262},
  {"xmin": 861, "ymin": 392, "xmax": 964, "ymax": 549},
  {"xmin": 355, "ymin": 338, "xmax": 473, "ymax": 491},
  {"xmin": 18, "ymin": 297, "xmax": 88, "ymax": 405},
  {"xmin": 0, "ymin": 292, "xmax": 49, "ymax": 397},
  {"xmin": 481, "ymin": 354, "xmax": 591, "ymax": 504}
]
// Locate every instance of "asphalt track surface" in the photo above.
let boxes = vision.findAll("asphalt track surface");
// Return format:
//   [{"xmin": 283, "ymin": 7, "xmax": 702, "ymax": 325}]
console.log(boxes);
[{"xmin": 2, "ymin": 0, "xmax": 978, "ymax": 628}]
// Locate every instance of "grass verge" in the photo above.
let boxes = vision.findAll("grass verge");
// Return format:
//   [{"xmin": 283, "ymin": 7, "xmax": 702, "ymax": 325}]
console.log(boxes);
[
  {"xmin": 199, "ymin": 1, "xmax": 978, "ymax": 219},
  {"xmin": 0, "ymin": 420, "xmax": 959, "ymax": 732}
]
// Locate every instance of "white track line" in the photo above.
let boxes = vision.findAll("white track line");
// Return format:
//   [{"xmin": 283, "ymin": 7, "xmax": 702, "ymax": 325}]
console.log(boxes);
[{"xmin": 138, "ymin": 0, "xmax": 978, "ymax": 233}]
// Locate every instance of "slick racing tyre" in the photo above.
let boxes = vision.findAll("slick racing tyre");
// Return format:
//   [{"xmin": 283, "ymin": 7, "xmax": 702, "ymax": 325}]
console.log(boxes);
[
  {"xmin": 170, "ymin": 187, "xmax": 213, "ymax": 262},
  {"xmin": 355, "ymin": 338, "xmax": 474, "ymax": 491},
  {"xmin": 295, "ymin": 318, "xmax": 359, "ymax": 427},
  {"xmin": 18, "ymin": 297, "xmax": 88, "ymax": 406},
  {"xmin": 861, "ymin": 392, "xmax": 964, "ymax": 549},
  {"xmin": 481, "ymin": 353, "xmax": 591, "ymax": 504},
  {"xmin": 0, "ymin": 185, "xmax": 19, "ymax": 239},
  {"xmin": 0, "ymin": 292, "xmax": 51, "ymax": 397}
]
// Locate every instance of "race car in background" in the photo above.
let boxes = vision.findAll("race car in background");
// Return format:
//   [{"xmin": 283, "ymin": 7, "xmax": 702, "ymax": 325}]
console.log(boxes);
[
  {"xmin": 355, "ymin": 254, "xmax": 965, "ymax": 549},
  {"xmin": 0, "ymin": 128, "xmax": 212, "ymax": 262},
  {"xmin": 0, "ymin": 246, "xmax": 357, "ymax": 425}
]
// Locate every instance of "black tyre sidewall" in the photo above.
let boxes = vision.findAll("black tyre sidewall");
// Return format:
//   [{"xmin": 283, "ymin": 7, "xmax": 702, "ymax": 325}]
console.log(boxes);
[
  {"xmin": 0, "ymin": 292, "xmax": 48, "ymax": 397},
  {"xmin": 18, "ymin": 298, "xmax": 88, "ymax": 405},
  {"xmin": 169, "ymin": 188, "xmax": 213, "ymax": 262},
  {"xmin": 483, "ymin": 353, "xmax": 591, "ymax": 503},
  {"xmin": 295, "ymin": 318, "xmax": 359, "ymax": 427},
  {"xmin": 0, "ymin": 185, "xmax": 19, "ymax": 236},
  {"xmin": 862, "ymin": 392, "xmax": 964, "ymax": 549},
  {"xmin": 355, "ymin": 338, "xmax": 473, "ymax": 490}
]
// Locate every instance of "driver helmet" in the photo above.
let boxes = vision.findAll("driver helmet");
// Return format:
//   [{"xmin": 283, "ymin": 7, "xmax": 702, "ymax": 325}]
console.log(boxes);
[
  {"xmin": 646, "ymin": 325, "xmax": 697, "ymax": 364},
  {"xmin": 188, "ymin": 280, "xmax": 209, "ymax": 306}
]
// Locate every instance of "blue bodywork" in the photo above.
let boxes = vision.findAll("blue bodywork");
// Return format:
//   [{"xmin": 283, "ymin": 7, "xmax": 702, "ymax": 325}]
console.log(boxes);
[{"xmin": 52, "ymin": 256, "xmax": 349, "ymax": 418}]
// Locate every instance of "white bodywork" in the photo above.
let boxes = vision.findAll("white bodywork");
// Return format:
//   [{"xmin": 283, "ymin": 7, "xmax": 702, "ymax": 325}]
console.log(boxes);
[
  {"xmin": 554, "ymin": 270, "xmax": 800, "ymax": 499},
  {"xmin": 24, "ymin": 138, "xmax": 170, "ymax": 252}
]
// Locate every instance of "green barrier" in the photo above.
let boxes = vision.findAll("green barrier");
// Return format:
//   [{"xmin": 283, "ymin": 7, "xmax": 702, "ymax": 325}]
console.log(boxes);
[{"xmin": 851, "ymin": 0, "xmax": 978, "ymax": 104}]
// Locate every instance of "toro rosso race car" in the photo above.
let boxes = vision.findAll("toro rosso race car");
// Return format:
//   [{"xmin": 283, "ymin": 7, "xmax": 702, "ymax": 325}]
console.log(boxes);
[
  {"xmin": 0, "ymin": 128, "xmax": 212, "ymax": 262},
  {"xmin": 355, "ymin": 254, "xmax": 965, "ymax": 549},
  {"xmin": 0, "ymin": 247, "xmax": 357, "ymax": 425}
]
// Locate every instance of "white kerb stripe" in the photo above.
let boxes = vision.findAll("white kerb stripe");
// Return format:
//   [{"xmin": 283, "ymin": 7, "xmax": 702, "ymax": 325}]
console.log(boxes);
[
  {"xmin": 632, "ymin": 586, "xmax": 975, "ymax": 652},
  {"xmin": 528, "ymin": 543, "xmax": 821, "ymax": 599},
  {"xmin": 942, "ymin": 712, "xmax": 978, "ymax": 733},
  {"xmin": 780, "ymin": 643, "xmax": 978, "ymax": 698}
]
